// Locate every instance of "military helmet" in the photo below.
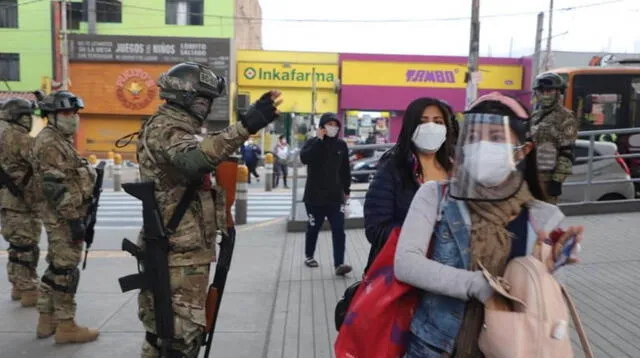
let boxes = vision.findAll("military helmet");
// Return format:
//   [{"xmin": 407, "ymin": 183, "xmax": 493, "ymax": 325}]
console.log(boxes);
[
  {"xmin": 38, "ymin": 90, "xmax": 84, "ymax": 116},
  {"xmin": 533, "ymin": 72, "xmax": 566, "ymax": 92},
  {"xmin": 2, "ymin": 97, "xmax": 36, "ymax": 122},
  {"xmin": 157, "ymin": 62, "xmax": 226, "ymax": 108}
]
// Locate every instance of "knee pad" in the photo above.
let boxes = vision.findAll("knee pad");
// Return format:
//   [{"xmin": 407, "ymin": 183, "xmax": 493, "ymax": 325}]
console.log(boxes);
[
  {"xmin": 8, "ymin": 243, "xmax": 40, "ymax": 269},
  {"xmin": 41, "ymin": 265, "xmax": 80, "ymax": 294}
]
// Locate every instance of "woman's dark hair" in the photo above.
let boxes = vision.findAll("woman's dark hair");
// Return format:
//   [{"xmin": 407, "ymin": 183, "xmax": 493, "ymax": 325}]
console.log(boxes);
[
  {"xmin": 278, "ymin": 134, "xmax": 285, "ymax": 141},
  {"xmin": 465, "ymin": 97, "xmax": 547, "ymax": 201},
  {"xmin": 384, "ymin": 97, "xmax": 456, "ymax": 187}
]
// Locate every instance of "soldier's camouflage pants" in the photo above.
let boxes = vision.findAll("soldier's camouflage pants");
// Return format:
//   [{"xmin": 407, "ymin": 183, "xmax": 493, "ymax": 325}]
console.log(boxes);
[
  {"xmin": 1, "ymin": 209, "xmax": 41, "ymax": 292},
  {"xmin": 36, "ymin": 219, "xmax": 83, "ymax": 320},
  {"xmin": 139, "ymin": 264, "xmax": 210, "ymax": 358}
]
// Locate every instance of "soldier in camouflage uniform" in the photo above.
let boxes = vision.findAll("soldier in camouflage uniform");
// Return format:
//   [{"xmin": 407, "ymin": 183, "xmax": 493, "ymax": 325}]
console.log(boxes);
[
  {"xmin": 531, "ymin": 72, "xmax": 579, "ymax": 204},
  {"xmin": 0, "ymin": 98, "xmax": 43, "ymax": 307},
  {"xmin": 136, "ymin": 62, "xmax": 282, "ymax": 357},
  {"xmin": 33, "ymin": 90, "xmax": 99, "ymax": 344}
]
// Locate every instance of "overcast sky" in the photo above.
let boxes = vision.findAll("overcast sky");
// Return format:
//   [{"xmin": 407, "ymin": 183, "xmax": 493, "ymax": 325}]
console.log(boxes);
[{"xmin": 258, "ymin": 0, "xmax": 640, "ymax": 57}]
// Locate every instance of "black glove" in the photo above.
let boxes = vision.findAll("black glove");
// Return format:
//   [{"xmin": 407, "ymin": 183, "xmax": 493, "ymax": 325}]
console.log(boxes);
[
  {"xmin": 240, "ymin": 91, "xmax": 279, "ymax": 134},
  {"xmin": 69, "ymin": 219, "xmax": 86, "ymax": 243},
  {"xmin": 547, "ymin": 180, "xmax": 563, "ymax": 197}
]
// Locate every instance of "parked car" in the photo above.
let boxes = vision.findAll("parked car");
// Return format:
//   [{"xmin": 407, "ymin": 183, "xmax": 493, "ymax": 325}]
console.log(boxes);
[
  {"xmin": 351, "ymin": 153, "xmax": 384, "ymax": 183},
  {"xmin": 559, "ymin": 139, "xmax": 636, "ymax": 203}
]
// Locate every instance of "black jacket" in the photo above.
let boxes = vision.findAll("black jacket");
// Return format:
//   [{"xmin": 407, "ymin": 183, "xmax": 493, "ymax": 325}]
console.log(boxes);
[{"xmin": 300, "ymin": 136, "xmax": 351, "ymax": 206}]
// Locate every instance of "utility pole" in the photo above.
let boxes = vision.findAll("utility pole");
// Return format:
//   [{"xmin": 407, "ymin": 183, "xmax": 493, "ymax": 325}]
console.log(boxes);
[
  {"xmin": 544, "ymin": 0, "xmax": 554, "ymax": 71},
  {"xmin": 465, "ymin": 0, "xmax": 480, "ymax": 108},
  {"xmin": 87, "ymin": 0, "xmax": 97, "ymax": 34},
  {"xmin": 533, "ymin": 12, "xmax": 544, "ymax": 80},
  {"xmin": 60, "ymin": 0, "xmax": 69, "ymax": 90},
  {"xmin": 508, "ymin": 37, "xmax": 513, "ymax": 57}
]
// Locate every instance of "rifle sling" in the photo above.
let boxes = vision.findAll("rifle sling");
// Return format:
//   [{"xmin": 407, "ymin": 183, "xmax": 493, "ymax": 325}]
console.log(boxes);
[{"xmin": 165, "ymin": 182, "xmax": 199, "ymax": 234}]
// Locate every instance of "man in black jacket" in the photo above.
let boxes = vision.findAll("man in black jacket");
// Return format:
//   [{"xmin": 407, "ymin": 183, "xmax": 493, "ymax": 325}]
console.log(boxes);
[{"xmin": 300, "ymin": 112, "xmax": 352, "ymax": 276}]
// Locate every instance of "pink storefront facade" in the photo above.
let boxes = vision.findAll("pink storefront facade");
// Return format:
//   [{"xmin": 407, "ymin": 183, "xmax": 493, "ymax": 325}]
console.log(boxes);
[{"xmin": 338, "ymin": 53, "xmax": 533, "ymax": 142}]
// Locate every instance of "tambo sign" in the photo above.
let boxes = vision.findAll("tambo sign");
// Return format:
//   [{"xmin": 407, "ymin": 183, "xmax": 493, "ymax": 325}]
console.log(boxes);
[
  {"xmin": 237, "ymin": 62, "xmax": 339, "ymax": 89},
  {"xmin": 341, "ymin": 60, "xmax": 523, "ymax": 90}
]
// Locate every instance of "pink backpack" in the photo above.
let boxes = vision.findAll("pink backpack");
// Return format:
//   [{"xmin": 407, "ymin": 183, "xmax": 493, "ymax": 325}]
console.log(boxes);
[{"xmin": 477, "ymin": 255, "xmax": 594, "ymax": 358}]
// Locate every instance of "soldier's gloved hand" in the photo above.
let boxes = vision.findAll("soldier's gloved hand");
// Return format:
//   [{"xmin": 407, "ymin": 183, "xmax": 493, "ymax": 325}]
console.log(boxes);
[
  {"xmin": 240, "ymin": 90, "xmax": 283, "ymax": 134},
  {"xmin": 547, "ymin": 180, "xmax": 563, "ymax": 197},
  {"xmin": 69, "ymin": 219, "xmax": 86, "ymax": 243}
]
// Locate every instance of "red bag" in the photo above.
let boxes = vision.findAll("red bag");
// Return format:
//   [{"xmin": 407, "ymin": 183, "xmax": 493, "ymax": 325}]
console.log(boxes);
[
  {"xmin": 335, "ymin": 183, "xmax": 445, "ymax": 358},
  {"xmin": 334, "ymin": 227, "xmax": 422, "ymax": 358}
]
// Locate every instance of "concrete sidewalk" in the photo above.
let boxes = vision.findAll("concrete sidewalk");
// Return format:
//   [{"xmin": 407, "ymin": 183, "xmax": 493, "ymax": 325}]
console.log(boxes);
[
  {"xmin": 0, "ymin": 218, "xmax": 289, "ymax": 358},
  {"xmin": 1, "ymin": 212, "xmax": 639, "ymax": 357}
]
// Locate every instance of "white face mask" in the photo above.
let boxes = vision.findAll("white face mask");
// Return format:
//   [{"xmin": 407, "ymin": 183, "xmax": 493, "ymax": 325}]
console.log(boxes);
[
  {"xmin": 462, "ymin": 141, "xmax": 515, "ymax": 187},
  {"xmin": 411, "ymin": 122, "xmax": 447, "ymax": 153},
  {"xmin": 325, "ymin": 125, "xmax": 339, "ymax": 137}
]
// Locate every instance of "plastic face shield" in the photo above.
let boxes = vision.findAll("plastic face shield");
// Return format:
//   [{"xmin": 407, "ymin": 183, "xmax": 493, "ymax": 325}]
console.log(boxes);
[{"xmin": 449, "ymin": 113, "xmax": 526, "ymax": 201}]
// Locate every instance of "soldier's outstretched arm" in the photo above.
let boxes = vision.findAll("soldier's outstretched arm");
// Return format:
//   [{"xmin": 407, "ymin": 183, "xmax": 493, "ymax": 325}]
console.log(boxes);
[
  {"xmin": 35, "ymin": 146, "xmax": 81, "ymax": 220},
  {"xmin": 552, "ymin": 111, "xmax": 579, "ymax": 183},
  {"xmin": 171, "ymin": 91, "xmax": 283, "ymax": 178}
]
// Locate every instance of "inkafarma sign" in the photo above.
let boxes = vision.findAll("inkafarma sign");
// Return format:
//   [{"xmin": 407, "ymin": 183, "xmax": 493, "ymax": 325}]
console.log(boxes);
[{"xmin": 237, "ymin": 62, "xmax": 338, "ymax": 89}]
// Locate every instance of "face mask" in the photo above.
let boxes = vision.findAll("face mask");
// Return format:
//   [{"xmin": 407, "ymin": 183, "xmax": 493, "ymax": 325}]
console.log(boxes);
[
  {"xmin": 411, "ymin": 122, "xmax": 447, "ymax": 153},
  {"xmin": 538, "ymin": 93, "xmax": 557, "ymax": 108},
  {"xmin": 55, "ymin": 113, "xmax": 79, "ymax": 136},
  {"xmin": 189, "ymin": 97, "xmax": 212, "ymax": 120},
  {"xmin": 462, "ymin": 141, "xmax": 515, "ymax": 187},
  {"xmin": 325, "ymin": 125, "xmax": 339, "ymax": 138}
]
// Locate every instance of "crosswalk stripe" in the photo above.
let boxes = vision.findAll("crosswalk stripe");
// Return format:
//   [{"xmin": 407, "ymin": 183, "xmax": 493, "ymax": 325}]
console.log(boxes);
[{"xmin": 94, "ymin": 190, "xmax": 294, "ymax": 227}]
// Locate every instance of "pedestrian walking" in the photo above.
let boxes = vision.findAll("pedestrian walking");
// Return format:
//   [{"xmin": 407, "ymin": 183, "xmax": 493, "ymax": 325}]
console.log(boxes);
[
  {"xmin": 273, "ymin": 135, "xmax": 289, "ymax": 188},
  {"xmin": 241, "ymin": 138, "xmax": 261, "ymax": 183},
  {"xmin": 300, "ymin": 112, "xmax": 352, "ymax": 276}
]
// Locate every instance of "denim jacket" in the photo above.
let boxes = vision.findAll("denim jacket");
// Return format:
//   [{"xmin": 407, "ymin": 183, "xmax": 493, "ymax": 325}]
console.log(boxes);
[{"xmin": 406, "ymin": 192, "xmax": 565, "ymax": 356}]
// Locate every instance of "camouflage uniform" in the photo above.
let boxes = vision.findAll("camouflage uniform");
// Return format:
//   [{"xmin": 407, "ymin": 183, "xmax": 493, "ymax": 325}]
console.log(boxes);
[
  {"xmin": 0, "ymin": 99, "xmax": 42, "ymax": 306},
  {"xmin": 33, "ymin": 90, "xmax": 99, "ymax": 343},
  {"xmin": 531, "ymin": 73, "xmax": 579, "ymax": 204},
  {"xmin": 134, "ymin": 62, "xmax": 280, "ymax": 357}
]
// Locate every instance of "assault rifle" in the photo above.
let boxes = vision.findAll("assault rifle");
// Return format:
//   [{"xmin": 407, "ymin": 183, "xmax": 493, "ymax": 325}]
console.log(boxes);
[
  {"xmin": 81, "ymin": 161, "xmax": 106, "ymax": 269},
  {"xmin": 118, "ymin": 181, "xmax": 197, "ymax": 358}
]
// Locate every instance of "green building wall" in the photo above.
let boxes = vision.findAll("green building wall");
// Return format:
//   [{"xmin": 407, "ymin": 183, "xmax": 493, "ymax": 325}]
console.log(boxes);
[
  {"xmin": 70, "ymin": 0, "xmax": 234, "ymax": 38},
  {"xmin": 0, "ymin": 0, "xmax": 234, "ymax": 92},
  {"xmin": 0, "ymin": 0, "xmax": 53, "ymax": 92}
]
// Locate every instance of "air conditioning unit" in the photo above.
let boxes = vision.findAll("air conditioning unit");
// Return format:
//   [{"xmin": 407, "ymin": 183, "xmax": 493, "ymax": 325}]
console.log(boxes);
[{"xmin": 236, "ymin": 93, "xmax": 250, "ymax": 111}]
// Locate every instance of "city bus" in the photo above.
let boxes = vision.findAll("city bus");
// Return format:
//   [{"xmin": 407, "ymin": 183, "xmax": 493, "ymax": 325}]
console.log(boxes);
[{"xmin": 545, "ymin": 64, "xmax": 640, "ymax": 184}]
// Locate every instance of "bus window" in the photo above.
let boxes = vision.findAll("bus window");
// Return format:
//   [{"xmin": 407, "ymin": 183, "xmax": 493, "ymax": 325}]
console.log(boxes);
[
  {"xmin": 589, "ymin": 93, "xmax": 622, "ymax": 127},
  {"xmin": 572, "ymin": 74, "xmax": 629, "ymax": 130},
  {"xmin": 631, "ymin": 78, "xmax": 640, "ymax": 127}
]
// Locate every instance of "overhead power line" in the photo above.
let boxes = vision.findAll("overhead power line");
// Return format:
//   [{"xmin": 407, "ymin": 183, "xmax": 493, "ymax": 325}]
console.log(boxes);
[{"xmin": 1, "ymin": 0, "xmax": 629, "ymax": 23}]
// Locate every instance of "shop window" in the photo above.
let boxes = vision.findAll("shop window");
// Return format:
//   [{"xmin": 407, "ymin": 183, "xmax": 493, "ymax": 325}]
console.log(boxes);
[
  {"xmin": 0, "ymin": 53, "xmax": 19, "ymax": 81},
  {"xmin": 166, "ymin": 0, "xmax": 204, "ymax": 26},
  {"xmin": 0, "ymin": 0, "xmax": 18, "ymax": 28}
]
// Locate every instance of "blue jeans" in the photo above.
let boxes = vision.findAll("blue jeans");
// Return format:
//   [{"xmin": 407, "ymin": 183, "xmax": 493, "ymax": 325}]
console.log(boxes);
[
  {"xmin": 304, "ymin": 203, "xmax": 346, "ymax": 267},
  {"xmin": 404, "ymin": 331, "xmax": 448, "ymax": 358}
]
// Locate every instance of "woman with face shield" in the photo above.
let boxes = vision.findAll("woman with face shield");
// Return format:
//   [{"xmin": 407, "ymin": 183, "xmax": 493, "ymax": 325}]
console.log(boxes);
[{"xmin": 393, "ymin": 92, "xmax": 584, "ymax": 357}]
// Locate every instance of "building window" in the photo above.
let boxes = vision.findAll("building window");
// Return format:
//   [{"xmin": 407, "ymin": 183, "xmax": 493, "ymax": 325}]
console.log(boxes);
[
  {"xmin": 67, "ymin": 0, "xmax": 122, "ymax": 28},
  {"xmin": 69, "ymin": 2, "xmax": 84, "ymax": 30},
  {"xmin": 0, "ymin": 0, "xmax": 18, "ymax": 28},
  {"xmin": 166, "ymin": 0, "xmax": 204, "ymax": 26},
  {"xmin": 0, "ymin": 53, "xmax": 20, "ymax": 81},
  {"xmin": 97, "ymin": 0, "xmax": 122, "ymax": 23}
]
